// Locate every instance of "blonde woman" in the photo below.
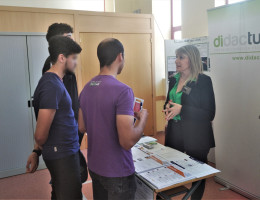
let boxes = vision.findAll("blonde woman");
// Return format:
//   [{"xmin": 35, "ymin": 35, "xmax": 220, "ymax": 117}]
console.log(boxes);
[{"xmin": 163, "ymin": 45, "xmax": 216, "ymax": 200}]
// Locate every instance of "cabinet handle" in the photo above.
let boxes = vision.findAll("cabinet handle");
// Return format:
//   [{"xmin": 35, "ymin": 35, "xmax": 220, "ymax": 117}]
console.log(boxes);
[{"xmin": 28, "ymin": 100, "xmax": 34, "ymax": 108}]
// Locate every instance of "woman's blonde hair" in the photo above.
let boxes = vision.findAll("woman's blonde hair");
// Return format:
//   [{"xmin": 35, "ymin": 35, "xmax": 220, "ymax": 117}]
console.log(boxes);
[{"xmin": 175, "ymin": 45, "xmax": 203, "ymax": 83}]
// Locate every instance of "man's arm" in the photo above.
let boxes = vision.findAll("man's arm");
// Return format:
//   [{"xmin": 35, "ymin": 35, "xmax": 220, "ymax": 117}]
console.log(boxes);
[
  {"xmin": 78, "ymin": 108, "xmax": 86, "ymax": 133},
  {"xmin": 116, "ymin": 109, "xmax": 148, "ymax": 150},
  {"xmin": 34, "ymin": 109, "xmax": 56, "ymax": 146},
  {"xmin": 26, "ymin": 109, "xmax": 55, "ymax": 173}
]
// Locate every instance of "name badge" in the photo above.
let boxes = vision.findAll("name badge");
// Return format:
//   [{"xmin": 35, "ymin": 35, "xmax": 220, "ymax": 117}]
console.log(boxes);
[{"xmin": 182, "ymin": 86, "xmax": 192, "ymax": 95}]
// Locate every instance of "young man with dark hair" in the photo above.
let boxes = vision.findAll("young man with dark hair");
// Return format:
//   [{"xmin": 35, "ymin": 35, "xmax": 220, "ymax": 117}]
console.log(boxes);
[
  {"xmin": 46, "ymin": 23, "xmax": 73, "ymax": 42},
  {"xmin": 43, "ymin": 23, "xmax": 73, "ymax": 74},
  {"xmin": 26, "ymin": 23, "xmax": 86, "ymax": 176},
  {"xmin": 31, "ymin": 36, "xmax": 82, "ymax": 199},
  {"xmin": 43, "ymin": 23, "xmax": 83, "ymax": 145},
  {"xmin": 78, "ymin": 38, "xmax": 148, "ymax": 200}
]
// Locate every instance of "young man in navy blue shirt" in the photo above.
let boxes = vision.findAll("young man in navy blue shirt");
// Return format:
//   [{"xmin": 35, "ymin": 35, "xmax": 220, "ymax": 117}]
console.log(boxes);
[
  {"xmin": 26, "ymin": 24, "xmax": 85, "ymax": 175},
  {"xmin": 32, "ymin": 36, "xmax": 82, "ymax": 199}
]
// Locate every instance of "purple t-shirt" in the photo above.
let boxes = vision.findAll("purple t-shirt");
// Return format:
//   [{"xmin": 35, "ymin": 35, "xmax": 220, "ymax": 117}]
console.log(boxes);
[{"xmin": 79, "ymin": 75, "xmax": 135, "ymax": 177}]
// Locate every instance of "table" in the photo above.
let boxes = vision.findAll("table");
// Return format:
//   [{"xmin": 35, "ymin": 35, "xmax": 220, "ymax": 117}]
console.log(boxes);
[
  {"xmin": 133, "ymin": 142, "xmax": 220, "ymax": 200},
  {"xmin": 135, "ymin": 172, "xmax": 217, "ymax": 200}
]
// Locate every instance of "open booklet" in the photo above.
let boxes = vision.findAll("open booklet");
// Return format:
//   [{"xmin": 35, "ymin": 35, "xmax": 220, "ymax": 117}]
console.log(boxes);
[
  {"xmin": 132, "ymin": 145, "xmax": 195, "ymax": 189},
  {"xmin": 132, "ymin": 144, "xmax": 220, "ymax": 189}
]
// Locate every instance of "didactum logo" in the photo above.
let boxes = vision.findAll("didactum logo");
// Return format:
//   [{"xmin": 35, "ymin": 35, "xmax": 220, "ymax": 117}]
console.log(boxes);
[{"xmin": 214, "ymin": 32, "xmax": 260, "ymax": 47}]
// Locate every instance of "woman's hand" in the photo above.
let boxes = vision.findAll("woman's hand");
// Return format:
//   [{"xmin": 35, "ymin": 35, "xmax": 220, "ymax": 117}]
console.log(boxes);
[{"xmin": 163, "ymin": 101, "xmax": 182, "ymax": 121}]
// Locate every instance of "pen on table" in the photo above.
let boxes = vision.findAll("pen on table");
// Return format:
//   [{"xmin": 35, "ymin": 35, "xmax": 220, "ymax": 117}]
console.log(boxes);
[{"xmin": 170, "ymin": 161, "xmax": 185, "ymax": 169}]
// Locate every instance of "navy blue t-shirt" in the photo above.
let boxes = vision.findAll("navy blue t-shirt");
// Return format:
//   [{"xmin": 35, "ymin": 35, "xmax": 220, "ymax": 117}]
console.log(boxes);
[{"xmin": 33, "ymin": 72, "xmax": 79, "ymax": 160}]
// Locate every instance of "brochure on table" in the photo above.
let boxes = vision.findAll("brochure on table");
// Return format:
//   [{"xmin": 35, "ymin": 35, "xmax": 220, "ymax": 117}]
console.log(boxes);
[
  {"xmin": 137, "ymin": 136, "xmax": 157, "ymax": 144},
  {"xmin": 132, "ymin": 143, "xmax": 220, "ymax": 189}
]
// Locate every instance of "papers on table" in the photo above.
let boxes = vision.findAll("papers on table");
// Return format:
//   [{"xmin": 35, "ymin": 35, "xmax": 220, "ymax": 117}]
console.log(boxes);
[
  {"xmin": 148, "ymin": 144, "xmax": 188, "ymax": 160},
  {"xmin": 144, "ymin": 143, "xmax": 219, "ymax": 178},
  {"xmin": 132, "ymin": 146, "xmax": 149, "ymax": 160},
  {"xmin": 137, "ymin": 136, "xmax": 157, "ymax": 144},
  {"xmin": 132, "ymin": 145, "xmax": 195, "ymax": 189},
  {"xmin": 172, "ymin": 157, "xmax": 220, "ymax": 178},
  {"xmin": 132, "ymin": 143, "xmax": 220, "ymax": 190},
  {"xmin": 139, "ymin": 165, "xmax": 194, "ymax": 189},
  {"xmin": 132, "ymin": 145, "xmax": 168, "ymax": 173},
  {"xmin": 145, "ymin": 143, "xmax": 168, "ymax": 153},
  {"xmin": 133, "ymin": 156, "xmax": 163, "ymax": 173}
]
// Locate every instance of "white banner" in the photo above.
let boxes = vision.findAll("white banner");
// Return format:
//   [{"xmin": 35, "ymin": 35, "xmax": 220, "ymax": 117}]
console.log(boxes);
[{"xmin": 208, "ymin": 0, "xmax": 260, "ymax": 198}]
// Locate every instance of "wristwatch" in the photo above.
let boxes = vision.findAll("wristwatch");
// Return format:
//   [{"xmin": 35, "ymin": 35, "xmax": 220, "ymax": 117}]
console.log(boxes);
[{"xmin": 33, "ymin": 149, "xmax": 42, "ymax": 157}]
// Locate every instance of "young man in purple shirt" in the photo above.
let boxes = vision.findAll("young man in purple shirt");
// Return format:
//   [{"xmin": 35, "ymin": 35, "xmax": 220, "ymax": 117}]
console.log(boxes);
[{"xmin": 78, "ymin": 38, "xmax": 148, "ymax": 200}]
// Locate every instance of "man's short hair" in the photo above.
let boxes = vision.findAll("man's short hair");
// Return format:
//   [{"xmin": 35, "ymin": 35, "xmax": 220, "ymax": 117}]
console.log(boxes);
[
  {"xmin": 46, "ymin": 23, "xmax": 73, "ymax": 42},
  {"xmin": 48, "ymin": 36, "xmax": 82, "ymax": 64},
  {"xmin": 97, "ymin": 38, "xmax": 124, "ymax": 68}
]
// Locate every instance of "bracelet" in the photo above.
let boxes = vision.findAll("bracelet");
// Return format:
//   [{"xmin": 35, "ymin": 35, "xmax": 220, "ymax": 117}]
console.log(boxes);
[{"xmin": 33, "ymin": 149, "xmax": 42, "ymax": 157}]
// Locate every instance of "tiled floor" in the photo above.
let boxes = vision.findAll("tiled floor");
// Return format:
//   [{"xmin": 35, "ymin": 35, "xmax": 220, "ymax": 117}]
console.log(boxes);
[{"xmin": 0, "ymin": 133, "xmax": 249, "ymax": 200}]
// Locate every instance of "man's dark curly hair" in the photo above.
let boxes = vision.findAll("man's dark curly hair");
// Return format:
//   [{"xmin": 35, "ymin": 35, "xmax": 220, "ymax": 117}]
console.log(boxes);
[{"xmin": 46, "ymin": 23, "xmax": 73, "ymax": 42}]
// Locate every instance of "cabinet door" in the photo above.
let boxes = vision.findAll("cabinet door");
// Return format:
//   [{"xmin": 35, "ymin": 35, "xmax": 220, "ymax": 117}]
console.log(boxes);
[
  {"xmin": 26, "ymin": 35, "xmax": 49, "ymax": 170},
  {"xmin": 26, "ymin": 36, "xmax": 49, "ymax": 129},
  {"xmin": 0, "ymin": 36, "xmax": 34, "ymax": 178}
]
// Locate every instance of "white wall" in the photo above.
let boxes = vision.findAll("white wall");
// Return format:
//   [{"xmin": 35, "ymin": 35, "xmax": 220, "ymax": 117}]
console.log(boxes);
[
  {"xmin": 152, "ymin": 0, "xmax": 171, "ymax": 40},
  {"xmin": 0, "ymin": 0, "xmax": 104, "ymax": 11},
  {"xmin": 113, "ymin": 0, "xmax": 171, "ymax": 40},
  {"xmin": 114, "ymin": 0, "xmax": 133, "ymax": 13},
  {"xmin": 152, "ymin": 0, "xmax": 171, "ymax": 131},
  {"xmin": 181, "ymin": 0, "xmax": 214, "ymax": 38},
  {"xmin": 132, "ymin": 0, "xmax": 152, "ymax": 14},
  {"xmin": 105, "ymin": 0, "xmax": 115, "ymax": 12},
  {"xmin": 154, "ymin": 20, "xmax": 167, "ymax": 132},
  {"xmin": 114, "ymin": 0, "xmax": 152, "ymax": 14}
]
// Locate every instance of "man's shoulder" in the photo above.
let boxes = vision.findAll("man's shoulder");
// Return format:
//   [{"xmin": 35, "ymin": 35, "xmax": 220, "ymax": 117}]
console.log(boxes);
[
  {"xmin": 114, "ymin": 79, "xmax": 132, "ymax": 90},
  {"xmin": 38, "ymin": 73, "xmax": 64, "ymax": 91}
]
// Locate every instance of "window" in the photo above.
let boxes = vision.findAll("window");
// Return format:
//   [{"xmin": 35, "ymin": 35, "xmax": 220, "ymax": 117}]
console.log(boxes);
[
  {"xmin": 215, "ymin": 0, "xmax": 226, "ymax": 7},
  {"xmin": 215, "ymin": 0, "xmax": 247, "ymax": 7},
  {"xmin": 171, "ymin": 0, "xmax": 182, "ymax": 40},
  {"xmin": 228, "ymin": 0, "xmax": 246, "ymax": 4},
  {"xmin": 174, "ymin": 31, "xmax": 182, "ymax": 40}
]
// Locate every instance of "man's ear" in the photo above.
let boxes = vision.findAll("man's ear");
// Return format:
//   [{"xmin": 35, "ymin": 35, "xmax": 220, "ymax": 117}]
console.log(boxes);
[
  {"xmin": 118, "ymin": 53, "xmax": 124, "ymax": 62},
  {"xmin": 57, "ymin": 54, "xmax": 66, "ymax": 64}
]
